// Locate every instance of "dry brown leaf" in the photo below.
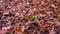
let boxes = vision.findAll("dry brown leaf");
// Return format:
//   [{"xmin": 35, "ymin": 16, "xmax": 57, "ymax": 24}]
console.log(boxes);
[{"xmin": 0, "ymin": 12, "xmax": 3, "ymax": 20}]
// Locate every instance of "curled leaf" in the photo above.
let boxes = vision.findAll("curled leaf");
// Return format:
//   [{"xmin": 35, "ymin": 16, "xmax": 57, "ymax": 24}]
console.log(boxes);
[{"xmin": 50, "ymin": 4, "xmax": 58, "ymax": 8}]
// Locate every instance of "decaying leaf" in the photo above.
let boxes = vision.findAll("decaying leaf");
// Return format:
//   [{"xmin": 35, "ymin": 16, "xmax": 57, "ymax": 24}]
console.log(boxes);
[
  {"xmin": 57, "ymin": 14, "xmax": 60, "ymax": 19},
  {"xmin": 15, "ymin": 25, "xmax": 21, "ymax": 32},
  {"xmin": 0, "ymin": 12, "xmax": 3, "ymax": 20}
]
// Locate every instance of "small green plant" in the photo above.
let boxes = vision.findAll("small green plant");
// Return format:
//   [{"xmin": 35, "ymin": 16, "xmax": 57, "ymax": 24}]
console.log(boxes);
[{"xmin": 31, "ymin": 16, "xmax": 37, "ymax": 20}]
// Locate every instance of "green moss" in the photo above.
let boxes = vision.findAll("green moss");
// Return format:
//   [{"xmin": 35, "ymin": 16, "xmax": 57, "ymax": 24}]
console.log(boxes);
[{"xmin": 31, "ymin": 16, "xmax": 37, "ymax": 20}]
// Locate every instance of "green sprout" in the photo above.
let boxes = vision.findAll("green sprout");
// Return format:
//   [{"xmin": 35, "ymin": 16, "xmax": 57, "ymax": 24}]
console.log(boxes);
[{"xmin": 31, "ymin": 16, "xmax": 37, "ymax": 20}]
